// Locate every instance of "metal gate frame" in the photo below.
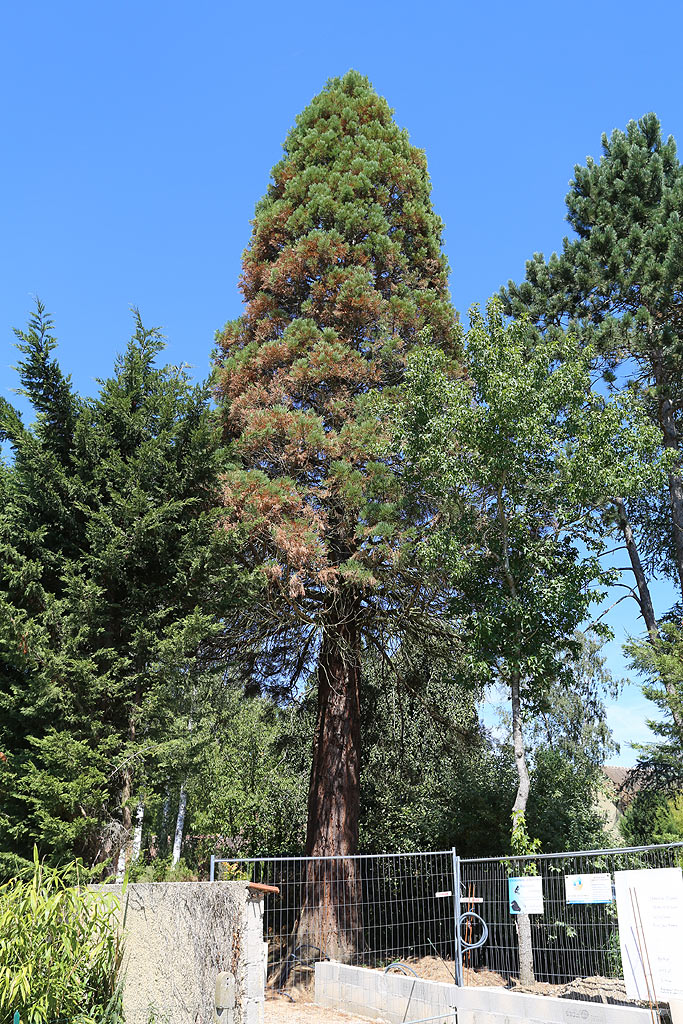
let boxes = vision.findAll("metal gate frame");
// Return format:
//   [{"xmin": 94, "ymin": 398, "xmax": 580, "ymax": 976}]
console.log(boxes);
[
  {"xmin": 211, "ymin": 848, "xmax": 461, "ymax": 988},
  {"xmin": 210, "ymin": 840, "xmax": 683, "ymax": 1003}
]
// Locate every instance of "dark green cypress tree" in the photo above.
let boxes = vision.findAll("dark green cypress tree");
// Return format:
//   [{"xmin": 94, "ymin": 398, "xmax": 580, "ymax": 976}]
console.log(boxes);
[
  {"xmin": 0, "ymin": 306, "xmax": 251, "ymax": 872},
  {"xmin": 0, "ymin": 304, "xmax": 84, "ymax": 869}
]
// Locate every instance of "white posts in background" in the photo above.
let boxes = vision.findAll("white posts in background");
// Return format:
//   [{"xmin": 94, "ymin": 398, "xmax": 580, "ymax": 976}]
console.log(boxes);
[{"xmin": 115, "ymin": 799, "xmax": 144, "ymax": 880}]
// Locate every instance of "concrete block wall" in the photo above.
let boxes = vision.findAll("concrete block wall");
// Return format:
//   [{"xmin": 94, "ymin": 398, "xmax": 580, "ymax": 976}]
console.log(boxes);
[
  {"xmin": 315, "ymin": 963, "xmax": 654, "ymax": 1024},
  {"xmin": 100, "ymin": 881, "xmax": 266, "ymax": 1024},
  {"xmin": 315, "ymin": 963, "xmax": 456, "ymax": 1022}
]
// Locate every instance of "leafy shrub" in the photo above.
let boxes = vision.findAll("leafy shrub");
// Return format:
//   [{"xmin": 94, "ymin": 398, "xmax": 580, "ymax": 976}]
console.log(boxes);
[
  {"xmin": 216, "ymin": 861, "xmax": 251, "ymax": 882},
  {"xmin": 129, "ymin": 855, "xmax": 198, "ymax": 882},
  {"xmin": 653, "ymin": 791, "xmax": 683, "ymax": 842},
  {"xmin": 0, "ymin": 851, "xmax": 123, "ymax": 1023}
]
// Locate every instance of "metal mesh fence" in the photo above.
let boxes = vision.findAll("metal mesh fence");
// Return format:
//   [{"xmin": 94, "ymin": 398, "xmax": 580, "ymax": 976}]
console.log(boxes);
[
  {"xmin": 459, "ymin": 842, "xmax": 683, "ymax": 1001},
  {"xmin": 211, "ymin": 850, "xmax": 457, "ymax": 989},
  {"xmin": 211, "ymin": 842, "xmax": 683, "ymax": 1005}
]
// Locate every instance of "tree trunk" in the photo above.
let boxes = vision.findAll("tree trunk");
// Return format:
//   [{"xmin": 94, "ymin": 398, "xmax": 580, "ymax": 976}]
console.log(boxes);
[
  {"xmin": 172, "ymin": 784, "xmax": 187, "ymax": 866},
  {"xmin": 116, "ymin": 765, "xmax": 133, "ymax": 882},
  {"xmin": 161, "ymin": 786, "xmax": 172, "ymax": 852},
  {"xmin": 614, "ymin": 497, "xmax": 659, "ymax": 641},
  {"xmin": 511, "ymin": 673, "xmax": 530, "ymax": 821},
  {"xmin": 300, "ymin": 606, "xmax": 362, "ymax": 963},
  {"xmin": 614, "ymin": 497, "xmax": 683, "ymax": 731},
  {"xmin": 115, "ymin": 846, "xmax": 126, "ymax": 883},
  {"xmin": 115, "ymin": 712, "xmax": 138, "ymax": 879},
  {"xmin": 131, "ymin": 801, "xmax": 144, "ymax": 863},
  {"xmin": 170, "ymin": 712, "xmax": 194, "ymax": 866},
  {"xmin": 515, "ymin": 908, "xmax": 534, "ymax": 987},
  {"xmin": 511, "ymin": 670, "xmax": 534, "ymax": 987},
  {"xmin": 658, "ymin": 395, "xmax": 683, "ymax": 598},
  {"xmin": 668, "ymin": 466, "xmax": 683, "ymax": 597}
]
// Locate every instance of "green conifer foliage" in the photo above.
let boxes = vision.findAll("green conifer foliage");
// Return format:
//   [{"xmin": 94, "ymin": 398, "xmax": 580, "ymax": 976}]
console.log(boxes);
[
  {"xmin": 213, "ymin": 72, "xmax": 456, "ymax": 877},
  {"xmin": 502, "ymin": 115, "xmax": 683, "ymax": 620},
  {"xmin": 0, "ymin": 307, "xmax": 249, "ymax": 872}
]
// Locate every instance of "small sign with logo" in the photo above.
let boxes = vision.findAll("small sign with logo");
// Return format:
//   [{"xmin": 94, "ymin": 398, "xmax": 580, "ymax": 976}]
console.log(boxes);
[
  {"xmin": 508, "ymin": 875, "xmax": 543, "ymax": 914},
  {"xmin": 564, "ymin": 872, "xmax": 613, "ymax": 904}
]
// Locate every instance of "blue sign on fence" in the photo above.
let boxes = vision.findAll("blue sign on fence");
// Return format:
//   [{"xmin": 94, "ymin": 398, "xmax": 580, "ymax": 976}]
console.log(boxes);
[{"xmin": 508, "ymin": 875, "xmax": 544, "ymax": 914}]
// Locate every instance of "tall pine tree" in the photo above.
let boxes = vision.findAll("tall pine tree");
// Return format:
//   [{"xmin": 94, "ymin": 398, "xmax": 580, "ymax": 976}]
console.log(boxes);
[
  {"xmin": 213, "ymin": 71, "xmax": 457, "ymax": 940},
  {"xmin": 502, "ymin": 115, "xmax": 683, "ymax": 686}
]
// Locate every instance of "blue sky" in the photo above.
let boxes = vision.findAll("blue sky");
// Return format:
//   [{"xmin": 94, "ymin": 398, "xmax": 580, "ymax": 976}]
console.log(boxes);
[{"xmin": 2, "ymin": 0, "xmax": 681, "ymax": 764}]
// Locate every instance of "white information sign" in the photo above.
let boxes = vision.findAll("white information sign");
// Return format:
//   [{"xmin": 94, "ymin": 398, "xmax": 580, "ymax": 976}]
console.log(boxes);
[
  {"xmin": 614, "ymin": 867, "xmax": 683, "ymax": 1001},
  {"xmin": 508, "ymin": 876, "xmax": 544, "ymax": 915},
  {"xmin": 564, "ymin": 873, "xmax": 613, "ymax": 905}
]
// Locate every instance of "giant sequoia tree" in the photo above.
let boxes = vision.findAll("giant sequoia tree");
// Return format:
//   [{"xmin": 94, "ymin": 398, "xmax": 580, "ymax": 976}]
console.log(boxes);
[{"xmin": 213, "ymin": 71, "xmax": 457, "ymax": 880}]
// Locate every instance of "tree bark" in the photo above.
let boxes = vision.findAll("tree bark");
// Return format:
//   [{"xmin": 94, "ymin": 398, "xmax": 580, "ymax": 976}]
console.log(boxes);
[
  {"xmin": 116, "ymin": 765, "xmax": 132, "ymax": 882},
  {"xmin": 172, "ymin": 784, "xmax": 187, "ymax": 866},
  {"xmin": 115, "ymin": 711, "xmax": 138, "ymax": 879},
  {"xmin": 131, "ymin": 801, "xmax": 144, "ymax": 863},
  {"xmin": 613, "ymin": 498, "xmax": 659, "ymax": 641},
  {"xmin": 658, "ymin": 394, "xmax": 683, "ymax": 598},
  {"xmin": 511, "ymin": 672, "xmax": 530, "ymax": 821},
  {"xmin": 511, "ymin": 670, "xmax": 534, "ymax": 987},
  {"xmin": 115, "ymin": 846, "xmax": 126, "ymax": 882},
  {"xmin": 300, "ymin": 602, "xmax": 362, "ymax": 963},
  {"xmin": 614, "ymin": 497, "xmax": 683, "ymax": 731},
  {"xmin": 162, "ymin": 786, "xmax": 171, "ymax": 852}
]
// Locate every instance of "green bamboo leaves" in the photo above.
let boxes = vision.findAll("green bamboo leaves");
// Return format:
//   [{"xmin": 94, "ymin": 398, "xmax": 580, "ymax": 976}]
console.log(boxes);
[{"xmin": 0, "ymin": 851, "xmax": 123, "ymax": 1023}]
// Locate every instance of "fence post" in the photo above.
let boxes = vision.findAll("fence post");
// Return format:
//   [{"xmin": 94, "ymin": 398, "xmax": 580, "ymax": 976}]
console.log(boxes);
[
  {"xmin": 210, "ymin": 854, "xmax": 215, "ymax": 882},
  {"xmin": 452, "ymin": 846, "xmax": 464, "ymax": 987}
]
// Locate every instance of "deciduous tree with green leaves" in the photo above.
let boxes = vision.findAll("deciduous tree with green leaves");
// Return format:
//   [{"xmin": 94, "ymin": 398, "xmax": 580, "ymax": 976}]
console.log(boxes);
[
  {"xmin": 397, "ymin": 302, "xmax": 661, "ymax": 982},
  {"xmin": 624, "ymin": 612, "xmax": 683, "ymax": 794},
  {"xmin": 502, "ymin": 114, "xmax": 683, "ymax": 729}
]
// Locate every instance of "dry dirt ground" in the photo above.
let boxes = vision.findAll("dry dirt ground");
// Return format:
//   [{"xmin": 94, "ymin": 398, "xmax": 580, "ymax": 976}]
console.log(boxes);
[
  {"xmin": 263, "ymin": 957, "xmax": 637, "ymax": 1021},
  {"xmin": 265, "ymin": 995, "xmax": 384, "ymax": 1023},
  {"xmin": 376, "ymin": 958, "xmax": 633, "ymax": 1004}
]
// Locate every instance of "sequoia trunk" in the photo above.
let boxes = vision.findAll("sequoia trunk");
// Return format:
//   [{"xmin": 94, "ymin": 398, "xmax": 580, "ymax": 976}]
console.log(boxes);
[{"xmin": 300, "ymin": 606, "xmax": 362, "ymax": 962}]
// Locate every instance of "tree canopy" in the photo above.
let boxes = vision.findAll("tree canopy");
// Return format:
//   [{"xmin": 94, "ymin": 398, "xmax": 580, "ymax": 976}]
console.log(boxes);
[
  {"xmin": 2, "ymin": 91, "xmax": 682, "ymax": 892},
  {"xmin": 0, "ymin": 306, "xmax": 251, "ymax": 873},
  {"xmin": 212, "ymin": 70, "xmax": 458, "ymax": 867}
]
